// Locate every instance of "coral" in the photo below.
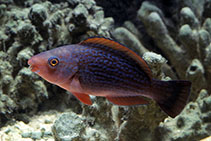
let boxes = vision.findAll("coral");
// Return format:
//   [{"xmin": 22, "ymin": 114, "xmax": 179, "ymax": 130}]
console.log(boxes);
[
  {"xmin": 96, "ymin": 1, "xmax": 210, "ymax": 140},
  {"xmin": 52, "ymin": 112, "xmax": 86, "ymax": 140},
  {"xmin": 137, "ymin": 1, "xmax": 211, "ymax": 99},
  {"xmin": 52, "ymin": 100, "xmax": 166, "ymax": 141},
  {"xmin": 28, "ymin": 4, "xmax": 48, "ymax": 28},
  {"xmin": 0, "ymin": 4, "xmax": 6, "ymax": 19},
  {"xmin": 155, "ymin": 89, "xmax": 211, "ymax": 141},
  {"xmin": 142, "ymin": 52, "xmax": 167, "ymax": 79},
  {"xmin": 0, "ymin": 0, "xmax": 210, "ymax": 141},
  {"xmin": 0, "ymin": 0, "xmax": 113, "ymax": 126},
  {"xmin": 138, "ymin": 2, "xmax": 189, "ymax": 78},
  {"xmin": 186, "ymin": 59, "xmax": 207, "ymax": 99},
  {"xmin": 17, "ymin": 23, "xmax": 41, "ymax": 45},
  {"xmin": 112, "ymin": 27, "xmax": 147, "ymax": 56},
  {"xmin": 52, "ymin": 109, "xmax": 111, "ymax": 140},
  {"xmin": 0, "ymin": 110, "xmax": 58, "ymax": 140}
]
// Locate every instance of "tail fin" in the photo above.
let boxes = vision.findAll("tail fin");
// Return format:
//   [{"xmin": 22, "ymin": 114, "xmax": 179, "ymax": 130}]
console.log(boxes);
[{"xmin": 152, "ymin": 79, "xmax": 191, "ymax": 118}]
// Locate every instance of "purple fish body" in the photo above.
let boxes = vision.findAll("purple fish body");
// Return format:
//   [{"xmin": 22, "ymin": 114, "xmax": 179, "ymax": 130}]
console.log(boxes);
[
  {"xmin": 28, "ymin": 37, "xmax": 191, "ymax": 118},
  {"xmin": 77, "ymin": 43, "xmax": 151, "ymax": 96}
]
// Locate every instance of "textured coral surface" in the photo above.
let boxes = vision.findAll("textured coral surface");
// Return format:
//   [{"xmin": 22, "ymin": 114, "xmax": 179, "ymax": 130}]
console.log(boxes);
[{"xmin": 0, "ymin": 0, "xmax": 210, "ymax": 141}]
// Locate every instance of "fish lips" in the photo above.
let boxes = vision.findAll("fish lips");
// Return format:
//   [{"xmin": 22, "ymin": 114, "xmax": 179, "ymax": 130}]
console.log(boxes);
[{"xmin": 28, "ymin": 59, "xmax": 40, "ymax": 73}]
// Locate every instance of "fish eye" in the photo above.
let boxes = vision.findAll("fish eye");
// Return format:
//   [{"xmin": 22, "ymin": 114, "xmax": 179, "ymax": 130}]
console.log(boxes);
[{"xmin": 48, "ymin": 57, "xmax": 59, "ymax": 67}]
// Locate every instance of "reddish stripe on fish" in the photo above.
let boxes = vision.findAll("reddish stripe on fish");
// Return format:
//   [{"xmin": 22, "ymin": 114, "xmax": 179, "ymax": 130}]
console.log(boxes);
[
  {"xmin": 80, "ymin": 37, "xmax": 152, "ymax": 79},
  {"xmin": 106, "ymin": 96, "xmax": 148, "ymax": 105}
]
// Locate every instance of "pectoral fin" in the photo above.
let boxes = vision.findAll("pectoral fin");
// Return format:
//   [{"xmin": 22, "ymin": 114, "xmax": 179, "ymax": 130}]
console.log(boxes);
[
  {"xmin": 72, "ymin": 92, "xmax": 92, "ymax": 105},
  {"xmin": 106, "ymin": 96, "xmax": 148, "ymax": 106}
]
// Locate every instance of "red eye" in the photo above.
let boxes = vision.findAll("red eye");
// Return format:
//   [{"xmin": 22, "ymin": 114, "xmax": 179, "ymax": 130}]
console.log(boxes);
[{"xmin": 49, "ymin": 58, "xmax": 59, "ymax": 67}]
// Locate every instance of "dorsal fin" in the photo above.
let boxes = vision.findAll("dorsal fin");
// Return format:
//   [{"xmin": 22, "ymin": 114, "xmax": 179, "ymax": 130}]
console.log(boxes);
[{"xmin": 79, "ymin": 37, "xmax": 152, "ymax": 79}]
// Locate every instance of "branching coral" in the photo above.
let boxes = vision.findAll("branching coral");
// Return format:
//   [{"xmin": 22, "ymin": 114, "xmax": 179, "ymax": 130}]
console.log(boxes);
[
  {"xmin": 136, "ymin": 1, "xmax": 210, "ymax": 100},
  {"xmin": 0, "ymin": 0, "xmax": 113, "ymax": 126},
  {"xmin": 0, "ymin": 0, "xmax": 210, "ymax": 141},
  {"xmin": 155, "ymin": 89, "xmax": 211, "ymax": 141}
]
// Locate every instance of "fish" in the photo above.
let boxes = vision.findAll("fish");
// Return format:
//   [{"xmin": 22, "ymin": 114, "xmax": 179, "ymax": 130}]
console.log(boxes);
[{"xmin": 28, "ymin": 37, "xmax": 191, "ymax": 118}]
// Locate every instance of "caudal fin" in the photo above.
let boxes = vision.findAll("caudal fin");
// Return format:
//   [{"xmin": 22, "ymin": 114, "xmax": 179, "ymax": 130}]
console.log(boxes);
[{"xmin": 152, "ymin": 79, "xmax": 191, "ymax": 118}]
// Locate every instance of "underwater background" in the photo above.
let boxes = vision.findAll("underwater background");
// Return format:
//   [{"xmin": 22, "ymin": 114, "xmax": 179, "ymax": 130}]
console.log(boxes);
[{"xmin": 0, "ymin": 0, "xmax": 210, "ymax": 140}]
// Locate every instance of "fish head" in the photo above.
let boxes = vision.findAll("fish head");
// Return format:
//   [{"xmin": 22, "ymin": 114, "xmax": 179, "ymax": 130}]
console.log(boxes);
[{"xmin": 28, "ymin": 46, "xmax": 78, "ymax": 85}]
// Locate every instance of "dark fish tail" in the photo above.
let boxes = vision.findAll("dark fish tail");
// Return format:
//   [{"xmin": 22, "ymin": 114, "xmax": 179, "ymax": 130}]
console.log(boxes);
[{"xmin": 151, "ymin": 79, "xmax": 191, "ymax": 118}]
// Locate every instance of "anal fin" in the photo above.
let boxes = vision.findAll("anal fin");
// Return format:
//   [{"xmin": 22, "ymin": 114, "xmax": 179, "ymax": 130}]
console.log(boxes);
[
  {"xmin": 72, "ymin": 92, "xmax": 92, "ymax": 105},
  {"xmin": 106, "ymin": 96, "xmax": 148, "ymax": 106}
]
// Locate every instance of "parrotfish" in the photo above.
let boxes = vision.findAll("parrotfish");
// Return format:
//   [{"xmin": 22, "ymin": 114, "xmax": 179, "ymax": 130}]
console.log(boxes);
[{"xmin": 28, "ymin": 37, "xmax": 191, "ymax": 118}]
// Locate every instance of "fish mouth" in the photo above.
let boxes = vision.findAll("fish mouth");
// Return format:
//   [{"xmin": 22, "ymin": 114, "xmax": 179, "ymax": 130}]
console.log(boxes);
[{"xmin": 28, "ymin": 59, "xmax": 39, "ymax": 73}]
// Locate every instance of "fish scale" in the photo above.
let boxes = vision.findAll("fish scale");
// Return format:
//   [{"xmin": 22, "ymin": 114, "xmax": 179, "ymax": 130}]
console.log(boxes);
[
  {"xmin": 78, "ymin": 49, "xmax": 151, "ymax": 94},
  {"xmin": 28, "ymin": 37, "xmax": 191, "ymax": 118}
]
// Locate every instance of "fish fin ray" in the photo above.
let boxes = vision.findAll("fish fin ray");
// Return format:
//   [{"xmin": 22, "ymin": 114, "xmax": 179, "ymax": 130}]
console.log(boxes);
[
  {"xmin": 106, "ymin": 96, "xmax": 149, "ymax": 106},
  {"xmin": 152, "ymin": 79, "xmax": 191, "ymax": 118},
  {"xmin": 72, "ymin": 92, "xmax": 92, "ymax": 105},
  {"xmin": 69, "ymin": 76, "xmax": 92, "ymax": 105},
  {"xmin": 80, "ymin": 37, "xmax": 152, "ymax": 79}
]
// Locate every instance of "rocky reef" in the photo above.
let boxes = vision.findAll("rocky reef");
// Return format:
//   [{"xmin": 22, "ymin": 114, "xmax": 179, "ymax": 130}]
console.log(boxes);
[
  {"xmin": 0, "ymin": 0, "xmax": 210, "ymax": 141},
  {"xmin": 110, "ymin": 0, "xmax": 211, "ymax": 100},
  {"xmin": 0, "ymin": 0, "xmax": 113, "ymax": 126},
  {"xmin": 155, "ymin": 89, "xmax": 211, "ymax": 141}
]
